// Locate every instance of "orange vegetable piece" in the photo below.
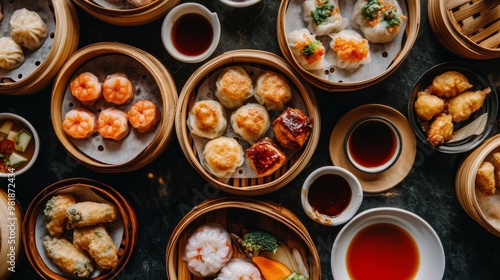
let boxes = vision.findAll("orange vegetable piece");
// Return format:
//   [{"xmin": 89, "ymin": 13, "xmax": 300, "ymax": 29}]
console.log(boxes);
[{"xmin": 252, "ymin": 256, "xmax": 292, "ymax": 280}]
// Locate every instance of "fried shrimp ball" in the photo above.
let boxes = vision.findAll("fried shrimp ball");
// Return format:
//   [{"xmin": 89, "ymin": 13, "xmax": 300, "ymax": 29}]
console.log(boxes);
[
  {"xmin": 429, "ymin": 70, "xmax": 473, "ymax": 98},
  {"xmin": 476, "ymin": 161, "xmax": 496, "ymax": 196},
  {"xmin": 447, "ymin": 88, "xmax": 491, "ymax": 122},
  {"xmin": 414, "ymin": 90, "xmax": 445, "ymax": 121},
  {"xmin": 427, "ymin": 114, "xmax": 454, "ymax": 147}
]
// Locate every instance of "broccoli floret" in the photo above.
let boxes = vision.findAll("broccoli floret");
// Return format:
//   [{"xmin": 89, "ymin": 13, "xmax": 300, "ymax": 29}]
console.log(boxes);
[
  {"xmin": 241, "ymin": 230, "xmax": 278, "ymax": 257},
  {"xmin": 284, "ymin": 272, "xmax": 308, "ymax": 280}
]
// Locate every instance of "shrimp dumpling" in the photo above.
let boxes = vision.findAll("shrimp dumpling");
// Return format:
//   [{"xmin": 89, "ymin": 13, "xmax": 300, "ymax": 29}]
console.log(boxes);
[
  {"xmin": 103, "ymin": 72, "xmax": 135, "ymax": 105},
  {"xmin": 63, "ymin": 108, "xmax": 98, "ymax": 139},
  {"xmin": 187, "ymin": 100, "xmax": 227, "ymax": 139},
  {"xmin": 10, "ymin": 8, "xmax": 47, "ymax": 51},
  {"xmin": 97, "ymin": 107, "xmax": 130, "ymax": 141},
  {"xmin": 70, "ymin": 72, "xmax": 103, "ymax": 106},
  {"xmin": 216, "ymin": 258, "xmax": 262, "ymax": 280},
  {"xmin": 329, "ymin": 30, "xmax": 371, "ymax": 70},
  {"xmin": 303, "ymin": 0, "xmax": 348, "ymax": 36},
  {"xmin": 0, "ymin": 37, "xmax": 24, "ymax": 70},
  {"xmin": 255, "ymin": 71, "xmax": 293, "ymax": 111},
  {"xmin": 351, "ymin": 0, "xmax": 407, "ymax": 43},
  {"xmin": 215, "ymin": 66, "xmax": 254, "ymax": 109},
  {"xmin": 203, "ymin": 136, "xmax": 244, "ymax": 178},
  {"xmin": 183, "ymin": 223, "xmax": 233, "ymax": 277},
  {"xmin": 231, "ymin": 103, "xmax": 270, "ymax": 145},
  {"xmin": 288, "ymin": 28, "xmax": 326, "ymax": 71}
]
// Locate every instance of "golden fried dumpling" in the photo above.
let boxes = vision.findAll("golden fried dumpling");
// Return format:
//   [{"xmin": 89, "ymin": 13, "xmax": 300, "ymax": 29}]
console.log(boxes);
[
  {"xmin": 492, "ymin": 153, "xmax": 500, "ymax": 188},
  {"xmin": 231, "ymin": 103, "xmax": 270, "ymax": 144},
  {"xmin": 255, "ymin": 71, "xmax": 293, "ymax": 111},
  {"xmin": 215, "ymin": 66, "xmax": 254, "ymax": 109},
  {"xmin": 187, "ymin": 100, "xmax": 227, "ymax": 139},
  {"xmin": 203, "ymin": 136, "xmax": 244, "ymax": 178},
  {"xmin": 73, "ymin": 225, "xmax": 118, "ymax": 270},
  {"xmin": 272, "ymin": 107, "xmax": 312, "ymax": 149},
  {"xmin": 44, "ymin": 194, "xmax": 76, "ymax": 237},
  {"xmin": 447, "ymin": 88, "xmax": 491, "ymax": 122},
  {"xmin": 414, "ymin": 90, "xmax": 445, "ymax": 121},
  {"xmin": 476, "ymin": 161, "xmax": 496, "ymax": 196},
  {"xmin": 426, "ymin": 113, "xmax": 453, "ymax": 146},
  {"xmin": 429, "ymin": 70, "xmax": 473, "ymax": 98},
  {"xmin": 247, "ymin": 137, "xmax": 286, "ymax": 177}
]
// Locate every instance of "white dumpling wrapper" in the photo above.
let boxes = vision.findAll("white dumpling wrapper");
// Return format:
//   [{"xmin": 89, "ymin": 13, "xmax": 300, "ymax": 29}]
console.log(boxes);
[
  {"xmin": 230, "ymin": 103, "xmax": 270, "ymax": 145},
  {"xmin": 329, "ymin": 29, "xmax": 371, "ymax": 70},
  {"xmin": 288, "ymin": 28, "xmax": 326, "ymax": 71},
  {"xmin": 10, "ymin": 8, "xmax": 48, "ymax": 51},
  {"xmin": 215, "ymin": 66, "xmax": 254, "ymax": 110},
  {"xmin": 187, "ymin": 100, "xmax": 228, "ymax": 139},
  {"xmin": 302, "ymin": 0, "xmax": 348, "ymax": 36},
  {"xmin": 0, "ymin": 37, "xmax": 24, "ymax": 70},
  {"xmin": 202, "ymin": 136, "xmax": 244, "ymax": 178},
  {"xmin": 216, "ymin": 258, "xmax": 263, "ymax": 280}
]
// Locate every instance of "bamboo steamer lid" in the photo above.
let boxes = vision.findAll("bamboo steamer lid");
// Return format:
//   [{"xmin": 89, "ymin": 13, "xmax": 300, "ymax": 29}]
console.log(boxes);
[
  {"xmin": 175, "ymin": 49, "xmax": 321, "ymax": 196},
  {"xmin": 166, "ymin": 197, "xmax": 321, "ymax": 279},
  {"xmin": 277, "ymin": 0, "xmax": 420, "ymax": 92},
  {"xmin": 73, "ymin": 0, "xmax": 180, "ymax": 26},
  {"xmin": 0, "ymin": 0, "xmax": 79, "ymax": 95},
  {"xmin": 455, "ymin": 135, "xmax": 500, "ymax": 237},
  {"xmin": 22, "ymin": 178, "xmax": 138, "ymax": 279},
  {"xmin": 0, "ymin": 189, "xmax": 23, "ymax": 280},
  {"xmin": 51, "ymin": 42, "xmax": 177, "ymax": 173}
]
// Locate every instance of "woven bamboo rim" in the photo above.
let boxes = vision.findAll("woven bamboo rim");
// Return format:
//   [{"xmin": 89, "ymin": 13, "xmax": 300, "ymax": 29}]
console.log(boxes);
[
  {"xmin": 73, "ymin": 0, "xmax": 180, "ymax": 26},
  {"xmin": 22, "ymin": 178, "xmax": 138, "ymax": 280},
  {"xmin": 0, "ymin": 189, "xmax": 23, "ymax": 280},
  {"xmin": 277, "ymin": 0, "xmax": 420, "ymax": 92},
  {"xmin": 51, "ymin": 42, "xmax": 177, "ymax": 173},
  {"xmin": 0, "ymin": 0, "xmax": 79, "ymax": 95},
  {"xmin": 455, "ymin": 135, "xmax": 500, "ymax": 237},
  {"xmin": 166, "ymin": 197, "xmax": 321, "ymax": 279},
  {"xmin": 175, "ymin": 49, "xmax": 321, "ymax": 196}
]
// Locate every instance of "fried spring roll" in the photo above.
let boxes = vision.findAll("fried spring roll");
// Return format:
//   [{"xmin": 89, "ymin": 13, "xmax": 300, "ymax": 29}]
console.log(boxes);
[
  {"xmin": 44, "ymin": 194, "xmax": 76, "ymax": 236},
  {"xmin": 66, "ymin": 201, "xmax": 117, "ymax": 229},
  {"xmin": 43, "ymin": 235, "xmax": 94, "ymax": 278},
  {"xmin": 73, "ymin": 225, "xmax": 119, "ymax": 270}
]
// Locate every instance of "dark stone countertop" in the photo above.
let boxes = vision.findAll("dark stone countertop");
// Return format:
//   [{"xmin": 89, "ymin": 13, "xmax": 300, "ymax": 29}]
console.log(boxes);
[{"xmin": 1, "ymin": 0, "xmax": 500, "ymax": 279}]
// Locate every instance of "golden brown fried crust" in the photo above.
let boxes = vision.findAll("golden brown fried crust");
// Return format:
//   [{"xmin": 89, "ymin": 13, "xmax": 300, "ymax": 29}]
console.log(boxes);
[
  {"xmin": 429, "ymin": 70, "xmax": 473, "ymax": 98},
  {"xmin": 447, "ymin": 88, "xmax": 491, "ymax": 122},
  {"xmin": 255, "ymin": 71, "xmax": 293, "ymax": 111},
  {"xmin": 427, "ymin": 114, "xmax": 454, "ymax": 146},
  {"xmin": 272, "ymin": 107, "xmax": 312, "ymax": 150},
  {"xmin": 43, "ymin": 236, "xmax": 94, "ymax": 278},
  {"xmin": 44, "ymin": 194, "xmax": 76, "ymax": 237},
  {"xmin": 66, "ymin": 201, "xmax": 117, "ymax": 229},
  {"xmin": 414, "ymin": 90, "xmax": 445, "ymax": 121},
  {"xmin": 73, "ymin": 225, "xmax": 118, "ymax": 270},
  {"xmin": 247, "ymin": 137, "xmax": 286, "ymax": 177},
  {"xmin": 476, "ymin": 161, "xmax": 496, "ymax": 196}
]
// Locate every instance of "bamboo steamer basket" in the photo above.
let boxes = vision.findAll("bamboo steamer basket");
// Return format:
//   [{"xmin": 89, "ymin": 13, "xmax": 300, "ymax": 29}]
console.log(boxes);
[
  {"xmin": 73, "ymin": 0, "xmax": 180, "ymax": 26},
  {"xmin": 455, "ymin": 134, "xmax": 500, "ymax": 237},
  {"xmin": 166, "ymin": 197, "xmax": 321, "ymax": 279},
  {"xmin": 0, "ymin": 188, "xmax": 23, "ymax": 280},
  {"xmin": 428, "ymin": 0, "xmax": 500, "ymax": 59},
  {"xmin": 22, "ymin": 178, "xmax": 138, "ymax": 279},
  {"xmin": 277, "ymin": 0, "xmax": 420, "ymax": 92},
  {"xmin": 0, "ymin": 0, "xmax": 79, "ymax": 95},
  {"xmin": 51, "ymin": 42, "xmax": 177, "ymax": 173},
  {"xmin": 175, "ymin": 50, "xmax": 321, "ymax": 196}
]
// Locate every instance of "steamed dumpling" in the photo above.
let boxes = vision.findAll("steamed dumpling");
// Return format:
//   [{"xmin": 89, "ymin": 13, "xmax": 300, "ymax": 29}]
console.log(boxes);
[
  {"xmin": 216, "ymin": 259, "xmax": 262, "ymax": 280},
  {"xmin": 329, "ymin": 30, "xmax": 371, "ymax": 70},
  {"xmin": 231, "ymin": 103, "xmax": 270, "ymax": 145},
  {"xmin": 10, "ymin": 8, "xmax": 48, "ymax": 51},
  {"xmin": 203, "ymin": 136, "xmax": 244, "ymax": 178},
  {"xmin": 350, "ymin": 0, "xmax": 406, "ymax": 43},
  {"xmin": 215, "ymin": 66, "xmax": 254, "ymax": 109},
  {"xmin": 288, "ymin": 28, "xmax": 326, "ymax": 71},
  {"xmin": 302, "ymin": 0, "xmax": 348, "ymax": 36},
  {"xmin": 0, "ymin": 37, "xmax": 24, "ymax": 70},
  {"xmin": 187, "ymin": 100, "xmax": 227, "ymax": 139},
  {"xmin": 255, "ymin": 71, "xmax": 293, "ymax": 111}
]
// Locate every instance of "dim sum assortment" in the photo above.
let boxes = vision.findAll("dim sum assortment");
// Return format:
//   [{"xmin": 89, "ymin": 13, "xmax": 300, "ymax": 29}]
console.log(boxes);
[{"xmin": 0, "ymin": 37, "xmax": 24, "ymax": 70}]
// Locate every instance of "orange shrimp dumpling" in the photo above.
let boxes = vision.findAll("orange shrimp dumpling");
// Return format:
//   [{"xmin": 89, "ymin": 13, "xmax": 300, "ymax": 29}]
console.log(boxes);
[
  {"xmin": 103, "ymin": 72, "xmax": 135, "ymax": 105},
  {"xmin": 63, "ymin": 108, "xmax": 98, "ymax": 139},
  {"xmin": 97, "ymin": 107, "xmax": 130, "ymax": 141},
  {"xmin": 128, "ymin": 100, "xmax": 160, "ymax": 133},
  {"xmin": 70, "ymin": 72, "xmax": 103, "ymax": 106}
]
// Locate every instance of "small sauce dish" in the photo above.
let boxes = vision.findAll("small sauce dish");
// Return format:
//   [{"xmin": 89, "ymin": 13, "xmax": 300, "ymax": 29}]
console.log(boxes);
[
  {"xmin": 344, "ymin": 116, "xmax": 402, "ymax": 174},
  {"xmin": 219, "ymin": 0, "xmax": 262, "ymax": 8},
  {"xmin": 301, "ymin": 166, "xmax": 363, "ymax": 226},
  {"xmin": 161, "ymin": 3, "xmax": 220, "ymax": 63}
]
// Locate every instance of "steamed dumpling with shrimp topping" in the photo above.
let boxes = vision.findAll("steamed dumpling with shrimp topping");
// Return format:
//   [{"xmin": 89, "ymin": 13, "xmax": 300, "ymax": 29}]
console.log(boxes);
[
  {"xmin": 351, "ymin": 0, "xmax": 407, "ymax": 43},
  {"xmin": 329, "ymin": 30, "xmax": 371, "ymax": 70},
  {"xmin": 215, "ymin": 66, "xmax": 254, "ymax": 109},
  {"xmin": 187, "ymin": 100, "xmax": 227, "ymax": 139},
  {"xmin": 288, "ymin": 28, "xmax": 326, "ymax": 71},
  {"xmin": 302, "ymin": 0, "xmax": 348, "ymax": 36},
  {"xmin": 203, "ymin": 136, "xmax": 244, "ymax": 178},
  {"xmin": 231, "ymin": 103, "xmax": 270, "ymax": 145},
  {"xmin": 255, "ymin": 71, "xmax": 293, "ymax": 111}
]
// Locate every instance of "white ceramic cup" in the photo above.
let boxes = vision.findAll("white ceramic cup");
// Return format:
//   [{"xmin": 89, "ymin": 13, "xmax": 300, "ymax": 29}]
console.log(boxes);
[
  {"xmin": 301, "ymin": 166, "xmax": 363, "ymax": 226},
  {"xmin": 344, "ymin": 116, "xmax": 402, "ymax": 174},
  {"xmin": 161, "ymin": 3, "xmax": 221, "ymax": 63},
  {"xmin": 219, "ymin": 0, "xmax": 262, "ymax": 8}
]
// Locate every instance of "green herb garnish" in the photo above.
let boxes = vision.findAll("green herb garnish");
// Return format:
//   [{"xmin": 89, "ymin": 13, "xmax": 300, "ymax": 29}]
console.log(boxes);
[
  {"xmin": 383, "ymin": 9, "xmax": 401, "ymax": 27},
  {"xmin": 300, "ymin": 41, "xmax": 321, "ymax": 59},
  {"xmin": 361, "ymin": 0, "xmax": 382, "ymax": 20},
  {"xmin": 311, "ymin": 4, "xmax": 335, "ymax": 25}
]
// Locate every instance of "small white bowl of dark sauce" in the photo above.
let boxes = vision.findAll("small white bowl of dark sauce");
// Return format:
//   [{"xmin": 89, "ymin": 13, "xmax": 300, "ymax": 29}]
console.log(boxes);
[
  {"xmin": 161, "ymin": 3, "xmax": 221, "ymax": 63},
  {"xmin": 219, "ymin": 0, "xmax": 262, "ymax": 8},
  {"xmin": 301, "ymin": 166, "xmax": 363, "ymax": 226}
]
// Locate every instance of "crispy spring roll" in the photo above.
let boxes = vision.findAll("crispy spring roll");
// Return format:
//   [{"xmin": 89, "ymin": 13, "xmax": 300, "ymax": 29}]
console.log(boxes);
[
  {"xmin": 43, "ymin": 235, "xmax": 94, "ymax": 278},
  {"xmin": 73, "ymin": 225, "xmax": 119, "ymax": 270},
  {"xmin": 66, "ymin": 201, "xmax": 117, "ymax": 229},
  {"xmin": 44, "ymin": 194, "xmax": 76, "ymax": 236}
]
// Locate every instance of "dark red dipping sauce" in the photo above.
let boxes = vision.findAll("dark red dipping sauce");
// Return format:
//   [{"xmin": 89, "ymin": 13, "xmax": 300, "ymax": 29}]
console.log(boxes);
[
  {"xmin": 172, "ymin": 13, "xmax": 213, "ymax": 56},
  {"xmin": 307, "ymin": 173, "xmax": 352, "ymax": 217}
]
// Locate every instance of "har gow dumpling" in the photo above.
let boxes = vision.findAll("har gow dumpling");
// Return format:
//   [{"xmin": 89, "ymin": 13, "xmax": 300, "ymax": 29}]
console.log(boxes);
[
  {"xmin": 216, "ymin": 258, "xmax": 262, "ymax": 280},
  {"xmin": 351, "ymin": 0, "xmax": 407, "ymax": 43},
  {"xmin": 10, "ymin": 8, "xmax": 48, "ymax": 51},
  {"xmin": 203, "ymin": 136, "xmax": 244, "ymax": 178},
  {"xmin": 329, "ymin": 29, "xmax": 371, "ymax": 70},
  {"xmin": 231, "ymin": 103, "xmax": 270, "ymax": 145},
  {"xmin": 255, "ymin": 71, "xmax": 293, "ymax": 111},
  {"xmin": 187, "ymin": 100, "xmax": 228, "ymax": 139},
  {"xmin": 302, "ymin": 0, "xmax": 348, "ymax": 36},
  {"xmin": 215, "ymin": 66, "xmax": 254, "ymax": 109},
  {"xmin": 288, "ymin": 28, "xmax": 326, "ymax": 71},
  {"xmin": 0, "ymin": 37, "xmax": 24, "ymax": 70}
]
